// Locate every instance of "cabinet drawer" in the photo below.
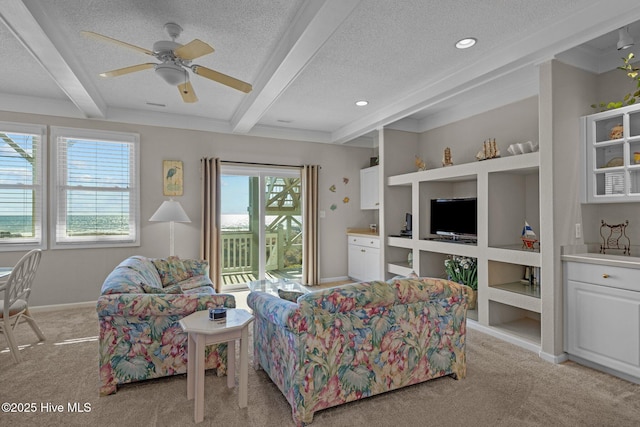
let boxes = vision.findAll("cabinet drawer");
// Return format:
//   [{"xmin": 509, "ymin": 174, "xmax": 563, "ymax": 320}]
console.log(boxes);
[
  {"xmin": 348, "ymin": 236, "xmax": 380, "ymax": 248},
  {"xmin": 565, "ymin": 262, "xmax": 639, "ymax": 292}
]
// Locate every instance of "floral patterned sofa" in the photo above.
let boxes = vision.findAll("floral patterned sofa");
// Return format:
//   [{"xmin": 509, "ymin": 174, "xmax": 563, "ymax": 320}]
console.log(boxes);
[
  {"xmin": 247, "ymin": 276, "xmax": 470, "ymax": 426},
  {"xmin": 97, "ymin": 255, "xmax": 236, "ymax": 395}
]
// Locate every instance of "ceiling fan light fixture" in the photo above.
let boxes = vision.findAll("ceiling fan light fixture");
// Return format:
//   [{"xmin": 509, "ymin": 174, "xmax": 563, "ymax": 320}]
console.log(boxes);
[
  {"xmin": 155, "ymin": 62, "xmax": 188, "ymax": 86},
  {"xmin": 617, "ymin": 27, "xmax": 634, "ymax": 50},
  {"xmin": 455, "ymin": 37, "xmax": 477, "ymax": 49}
]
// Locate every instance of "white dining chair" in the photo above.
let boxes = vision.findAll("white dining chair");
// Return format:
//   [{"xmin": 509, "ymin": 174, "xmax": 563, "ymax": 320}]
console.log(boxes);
[{"xmin": 0, "ymin": 249, "xmax": 45, "ymax": 363}]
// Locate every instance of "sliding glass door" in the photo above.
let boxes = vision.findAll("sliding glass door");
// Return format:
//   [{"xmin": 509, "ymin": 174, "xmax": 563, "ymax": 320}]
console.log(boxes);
[{"xmin": 220, "ymin": 165, "xmax": 302, "ymax": 289}]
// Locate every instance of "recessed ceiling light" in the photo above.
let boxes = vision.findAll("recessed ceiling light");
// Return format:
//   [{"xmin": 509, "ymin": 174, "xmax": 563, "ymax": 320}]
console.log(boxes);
[
  {"xmin": 455, "ymin": 37, "xmax": 477, "ymax": 49},
  {"xmin": 355, "ymin": 100, "xmax": 369, "ymax": 107}
]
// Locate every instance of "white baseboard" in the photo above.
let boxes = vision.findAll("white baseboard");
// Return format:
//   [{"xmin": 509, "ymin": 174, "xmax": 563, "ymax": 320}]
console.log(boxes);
[
  {"xmin": 539, "ymin": 351, "xmax": 568, "ymax": 364},
  {"xmin": 31, "ymin": 301, "xmax": 96, "ymax": 313},
  {"xmin": 468, "ymin": 320, "xmax": 568, "ymax": 364},
  {"xmin": 567, "ymin": 354, "xmax": 640, "ymax": 385},
  {"xmin": 467, "ymin": 320, "xmax": 541, "ymax": 354},
  {"xmin": 319, "ymin": 276, "xmax": 349, "ymax": 284}
]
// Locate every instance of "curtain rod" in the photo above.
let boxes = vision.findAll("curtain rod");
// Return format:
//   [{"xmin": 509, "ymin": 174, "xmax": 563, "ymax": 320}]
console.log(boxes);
[{"xmin": 221, "ymin": 160, "xmax": 305, "ymax": 169}]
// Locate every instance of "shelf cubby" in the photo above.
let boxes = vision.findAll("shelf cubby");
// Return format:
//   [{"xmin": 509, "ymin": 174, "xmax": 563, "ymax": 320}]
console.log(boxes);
[
  {"xmin": 488, "ymin": 300, "xmax": 541, "ymax": 345},
  {"xmin": 487, "ymin": 166, "xmax": 539, "ymax": 250},
  {"xmin": 488, "ymin": 260, "xmax": 541, "ymax": 313}
]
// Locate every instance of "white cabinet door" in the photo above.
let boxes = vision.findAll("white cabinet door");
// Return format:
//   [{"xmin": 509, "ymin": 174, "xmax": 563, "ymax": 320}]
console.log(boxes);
[
  {"xmin": 348, "ymin": 242, "xmax": 365, "ymax": 281},
  {"xmin": 360, "ymin": 166, "xmax": 379, "ymax": 209},
  {"xmin": 566, "ymin": 279, "xmax": 640, "ymax": 377},
  {"xmin": 361, "ymin": 247, "xmax": 380, "ymax": 282},
  {"xmin": 348, "ymin": 236, "xmax": 381, "ymax": 281}
]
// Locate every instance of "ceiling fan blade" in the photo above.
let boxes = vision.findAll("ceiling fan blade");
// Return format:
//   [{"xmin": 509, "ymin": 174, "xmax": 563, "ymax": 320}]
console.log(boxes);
[
  {"xmin": 99, "ymin": 63, "xmax": 155, "ymax": 78},
  {"xmin": 174, "ymin": 39, "xmax": 214, "ymax": 60},
  {"xmin": 81, "ymin": 30, "xmax": 154, "ymax": 56},
  {"xmin": 192, "ymin": 65, "xmax": 252, "ymax": 93},
  {"xmin": 178, "ymin": 81, "xmax": 198, "ymax": 103}
]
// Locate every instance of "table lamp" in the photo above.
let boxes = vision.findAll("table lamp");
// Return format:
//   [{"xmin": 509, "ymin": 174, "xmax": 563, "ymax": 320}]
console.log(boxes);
[{"xmin": 149, "ymin": 199, "xmax": 191, "ymax": 256}]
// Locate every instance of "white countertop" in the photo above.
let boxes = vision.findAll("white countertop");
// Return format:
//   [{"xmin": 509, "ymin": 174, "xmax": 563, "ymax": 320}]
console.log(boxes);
[
  {"xmin": 561, "ymin": 253, "xmax": 640, "ymax": 269},
  {"xmin": 346, "ymin": 228, "xmax": 379, "ymax": 238}
]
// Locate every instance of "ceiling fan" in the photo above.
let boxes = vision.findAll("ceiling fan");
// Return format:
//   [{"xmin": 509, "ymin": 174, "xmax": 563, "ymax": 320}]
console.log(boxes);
[{"xmin": 81, "ymin": 22, "xmax": 252, "ymax": 103}]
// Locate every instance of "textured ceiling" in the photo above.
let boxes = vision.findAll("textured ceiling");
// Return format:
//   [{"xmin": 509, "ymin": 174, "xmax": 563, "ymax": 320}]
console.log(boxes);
[{"xmin": 1, "ymin": 0, "xmax": 640, "ymax": 145}]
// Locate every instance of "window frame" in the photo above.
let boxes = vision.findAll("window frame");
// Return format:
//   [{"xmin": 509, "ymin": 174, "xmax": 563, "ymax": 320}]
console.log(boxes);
[
  {"xmin": 0, "ymin": 121, "xmax": 47, "ymax": 252},
  {"xmin": 50, "ymin": 126, "xmax": 140, "ymax": 249}
]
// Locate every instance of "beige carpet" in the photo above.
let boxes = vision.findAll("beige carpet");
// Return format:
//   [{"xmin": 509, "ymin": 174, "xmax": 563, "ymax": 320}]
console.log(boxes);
[{"xmin": 1, "ymin": 302, "xmax": 639, "ymax": 427}]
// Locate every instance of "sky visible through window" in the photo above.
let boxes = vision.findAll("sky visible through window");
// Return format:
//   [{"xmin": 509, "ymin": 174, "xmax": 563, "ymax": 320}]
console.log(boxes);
[
  {"xmin": 1, "ymin": 132, "xmax": 133, "ymax": 238},
  {"xmin": 0, "ymin": 132, "xmax": 38, "ymax": 216},
  {"xmin": 221, "ymin": 175, "xmax": 249, "ymax": 214}
]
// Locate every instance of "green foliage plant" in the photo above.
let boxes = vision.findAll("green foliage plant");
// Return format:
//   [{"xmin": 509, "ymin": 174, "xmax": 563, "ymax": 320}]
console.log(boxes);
[
  {"xmin": 444, "ymin": 255, "xmax": 478, "ymax": 290},
  {"xmin": 591, "ymin": 53, "xmax": 640, "ymax": 111}
]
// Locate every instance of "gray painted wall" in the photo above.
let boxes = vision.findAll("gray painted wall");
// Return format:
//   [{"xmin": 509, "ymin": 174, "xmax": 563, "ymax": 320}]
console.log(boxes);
[{"xmin": 0, "ymin": 110, "xmax": 374, "ymax": 307}]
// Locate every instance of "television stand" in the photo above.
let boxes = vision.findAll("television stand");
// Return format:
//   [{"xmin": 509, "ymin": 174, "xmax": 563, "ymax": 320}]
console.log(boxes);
[{"xmin": 424, "ymin": 236, "xmax": 477, "ymax": 245}]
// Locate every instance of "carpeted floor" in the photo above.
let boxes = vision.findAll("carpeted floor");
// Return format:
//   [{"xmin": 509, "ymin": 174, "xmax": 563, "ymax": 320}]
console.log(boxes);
[{"xmin": 1, "ymin": 303, "xmax": 639, "ymax": 427}]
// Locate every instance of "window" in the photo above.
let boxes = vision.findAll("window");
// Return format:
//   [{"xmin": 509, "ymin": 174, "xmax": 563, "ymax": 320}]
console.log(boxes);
[
  {"xmin": 50, "ymin": 127, "xmax": 139, "ymax": 249},
  {"xmin": 0, "ymin": 122, "xmax": 46, "ymax": 251}
]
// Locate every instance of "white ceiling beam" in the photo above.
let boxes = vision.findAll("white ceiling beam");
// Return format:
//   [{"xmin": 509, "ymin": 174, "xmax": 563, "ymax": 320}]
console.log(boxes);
[
  {"xmin": 230, "ymin": 0, "xmax": 361, "ymax": 134},
  {"xmin": 0, "ymin": 0, "xmax": 106, "ymax": 118}
]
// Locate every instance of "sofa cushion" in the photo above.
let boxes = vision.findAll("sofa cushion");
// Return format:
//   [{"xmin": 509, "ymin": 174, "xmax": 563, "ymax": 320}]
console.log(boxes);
[
  {"xmin": 182, "ymin": 259, "xmax": 209, "ymax": 277},
  {"xmin": 100, "ymin": 266, "xmax": 145, "ymax": 295},
  {"xmin": 183, "ymin": 286, "xmax": 216, "ymax": 295},
  {"xmin": 152, "ymin": 256, "xmax": 191, "ymax": 286},
  {"xmin": 298, "ymin": 280, "xmax": 395, "ymax": 314},
  {"xmin": 141, "ymin": 283, "xmax": 183, "ymax": 294},
  {"xmin": 277, "ymin": 289, "xmax": 304, "ymax": 302},
  {"xmin": 117, "ymin": 256, "xmax": 163, "ymax": 288},
  {"xmin": 178, "ymin": 275, "xmax": 214, "ymax": 292}
]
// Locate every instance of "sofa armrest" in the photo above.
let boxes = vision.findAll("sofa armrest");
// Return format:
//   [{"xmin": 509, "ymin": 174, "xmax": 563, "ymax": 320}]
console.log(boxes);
[
  {"xmin": 97, "ymin": 292, "xmax": 236, "ymax": 318},
  {"xmin": 247, "ymin": 291, "xmax": 301, "ymax": 331}
]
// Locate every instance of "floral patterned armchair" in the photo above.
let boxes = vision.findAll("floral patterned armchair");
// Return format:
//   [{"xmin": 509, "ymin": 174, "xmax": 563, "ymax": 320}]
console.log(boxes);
[
  {"xmin": 97, "ymin": 256, "xmax": 236, "ymax": 395},
  {"xmin": 247, "ymin": 277, "xmax": 470, "ymax": 425}
]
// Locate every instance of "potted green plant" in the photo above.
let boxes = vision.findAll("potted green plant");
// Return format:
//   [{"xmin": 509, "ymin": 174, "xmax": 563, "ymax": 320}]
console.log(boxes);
[
  {"xmin": 591, "ymin": 52, "xmax": 640, "ymax": 111},
  {"xmin": 444, "ymin": 255, "xmax": 478, "ymax": 309}
]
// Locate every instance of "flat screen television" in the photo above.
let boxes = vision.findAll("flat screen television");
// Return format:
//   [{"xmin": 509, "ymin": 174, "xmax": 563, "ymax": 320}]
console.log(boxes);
[{"xmin": 430, "ymin": 197, "xmax": 477, "ymax": 239}]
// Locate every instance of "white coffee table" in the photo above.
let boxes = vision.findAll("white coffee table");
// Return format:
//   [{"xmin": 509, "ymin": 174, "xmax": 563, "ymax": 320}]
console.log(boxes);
[
  {"xmin": 179, "ymin": 308, "xmax": 254, "ymax": 423},
  {"xmin": 248, "ymin": 278, "xmax": 308, "ymax": 296}
]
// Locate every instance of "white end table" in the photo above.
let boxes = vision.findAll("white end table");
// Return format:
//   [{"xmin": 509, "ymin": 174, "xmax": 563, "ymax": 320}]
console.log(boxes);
[{"xmin": 179, "ymin": 308, "xmax": 254, "ymax": 423}]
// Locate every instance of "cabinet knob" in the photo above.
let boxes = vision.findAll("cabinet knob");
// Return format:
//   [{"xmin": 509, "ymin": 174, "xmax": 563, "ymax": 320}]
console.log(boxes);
[{"xmin": 602, "ymin": 274, "xmax": 609, "ymax": 278}]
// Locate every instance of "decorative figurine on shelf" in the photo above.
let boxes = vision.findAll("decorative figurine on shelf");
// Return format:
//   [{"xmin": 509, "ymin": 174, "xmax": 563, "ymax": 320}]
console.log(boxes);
[
  {"xmin": 442, "ymin": 147, "xmax": 453, "ymax": 167},
  {"xmin": 609, "ymin": 124, "xmax": 624, "ymax": 140},
  {"xmin": 600, "ymin": 219, "xmax": 630, "ymax": 255},
  {"xmin": 476, "ymin": 138, "xmax": 501, "ymax": 161},
  {"xmin": 415, "ymin": 155, "xmax": 427, "ymax": 171},
  {"xmin": 521, "ymin": 221, "xmax": 538, "ymax": 250}
]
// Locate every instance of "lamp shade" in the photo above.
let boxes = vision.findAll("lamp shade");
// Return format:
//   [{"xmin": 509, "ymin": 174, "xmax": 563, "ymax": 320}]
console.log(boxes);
[{"xmin": 149, "ymin": 199, "xmax": 191, "ymax": 222}]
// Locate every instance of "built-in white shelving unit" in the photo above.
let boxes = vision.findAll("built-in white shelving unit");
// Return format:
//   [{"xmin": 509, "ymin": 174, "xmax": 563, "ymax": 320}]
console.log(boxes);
[{"xmin": 386, "ymin": 151, "xmax": 543, "ymax": 346}]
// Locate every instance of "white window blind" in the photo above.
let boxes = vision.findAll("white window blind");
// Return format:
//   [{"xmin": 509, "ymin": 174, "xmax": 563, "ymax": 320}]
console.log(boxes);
[
  {"xmin": 0, "ymin": 122, "xmax": 46, "ymax": 251},
  {"xmin": 51, "ymin": 127, "xmax": 139, "ymax": 248}
]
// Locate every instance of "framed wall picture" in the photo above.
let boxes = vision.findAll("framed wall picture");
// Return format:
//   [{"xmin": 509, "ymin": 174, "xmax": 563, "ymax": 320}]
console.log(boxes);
[{"xmin": 163, "ymin": 160, "xmax": 183, "ymax": 196}]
